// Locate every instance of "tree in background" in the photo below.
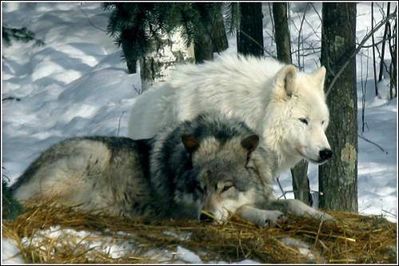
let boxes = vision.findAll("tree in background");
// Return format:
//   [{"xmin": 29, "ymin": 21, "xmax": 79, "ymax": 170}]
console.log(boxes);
[
  {"xmin": 319, "ymin": 3, "xmax": 358, "ymax": 212},
  {"xmin": 272, "ymin": 3, "xmax": 312, "ymax": 206},
  {"xmin": 237, "ymin": 3, "xmax": 264, "ymax": 56},
  {"xmin": 191, "ymin": 2, "xmax": 225, "ymax": 63},
  {"xmin": 272, "ymin": 3, "xmax": 291, "ymax": 63},
  {"xmin": 105, "ymin": 3, "xmax": 228, "ymax": 89},
  {"xmin": 211, "ymin": 4, "xmax": 229, "ymax": 54}
]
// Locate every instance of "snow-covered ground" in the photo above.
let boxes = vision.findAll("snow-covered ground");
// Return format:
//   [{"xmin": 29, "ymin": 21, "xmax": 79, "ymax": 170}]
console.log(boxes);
[{"xmin": 1, "ymin": 2, "xmax": 397, "ymax": 264}]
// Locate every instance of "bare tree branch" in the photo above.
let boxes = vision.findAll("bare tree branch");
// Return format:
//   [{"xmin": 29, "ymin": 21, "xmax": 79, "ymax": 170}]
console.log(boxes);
[
  {"xmin": 326, "ymin": 11, "xmax": 396, "ymax": 97},
  {"xmin": 297, "ymin": 3, "xmax": 309, "ymax": 69}
]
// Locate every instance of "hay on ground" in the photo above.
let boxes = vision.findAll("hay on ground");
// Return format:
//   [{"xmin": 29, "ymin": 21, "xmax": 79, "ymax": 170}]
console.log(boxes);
[{"xmin": 2, "ymin": 202, "xmax": 397, "ymax": 264}]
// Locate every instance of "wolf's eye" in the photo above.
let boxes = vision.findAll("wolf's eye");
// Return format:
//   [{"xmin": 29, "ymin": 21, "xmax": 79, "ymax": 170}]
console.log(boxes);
[
  {"xmin": 299, "ymin": 118, "xmax": 308, "ymax": 125},
  {"xmin": 221, "ymin": 183, "xmax": 234, "ymax": 193},
  {"xmin": 321, "ymin": 120, "xmax": 325, "ymax": 125}
]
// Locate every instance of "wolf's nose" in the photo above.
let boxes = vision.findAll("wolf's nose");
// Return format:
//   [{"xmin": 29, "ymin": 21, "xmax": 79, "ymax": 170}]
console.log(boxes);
[
  {"xmin": 200, "ymin": 213, "xmax": 213, "ymax": 222},
  {"xmin": 319, "ymin": 149, "xmax": 333, "ymax": 161}
]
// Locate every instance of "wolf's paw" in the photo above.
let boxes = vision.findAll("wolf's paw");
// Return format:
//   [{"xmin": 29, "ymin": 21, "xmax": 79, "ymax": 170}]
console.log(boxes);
[
  {"xmin": 318, "ymin": 212, "xmax": 336, "ymax": 222},
  {"xmin": 257, "ymin": 210, "xmax": 286, "ymax": 227}
]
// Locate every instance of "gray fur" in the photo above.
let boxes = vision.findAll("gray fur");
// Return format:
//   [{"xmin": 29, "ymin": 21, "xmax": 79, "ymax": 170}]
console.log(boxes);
[
  {"xmin": 11, "ymin": 113, "xmax": 333, "ymax": 225},
  {"xmin": 10, "ymin": 114, "xmax": 271, "ymax": 221}
]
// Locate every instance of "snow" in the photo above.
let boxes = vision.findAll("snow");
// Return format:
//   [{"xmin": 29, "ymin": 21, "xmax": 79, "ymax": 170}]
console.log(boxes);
[
  {"xmin": 1, "ymin": 1, "xmax": 397, "ymax": 263},
  {"xmin": 2, "ymin": 238, "xmax": 25, "ymax": 264}
]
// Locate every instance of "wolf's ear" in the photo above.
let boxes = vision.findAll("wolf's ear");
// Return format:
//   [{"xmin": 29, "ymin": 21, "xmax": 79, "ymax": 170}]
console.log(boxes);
[
  {"xmin": 182, "ymin": 134, "xmax": 200, "ymax": 153},
  {"xmin": 312, "ymin": 66, "xmax": 326, "ymax": 94},
  {"xmin": 275, "ymin": 65, "xmax": 297, "ymax": 98},
  {"xmin": 241, "ymin": 134, "xmax": 259, "ymax": 154}
]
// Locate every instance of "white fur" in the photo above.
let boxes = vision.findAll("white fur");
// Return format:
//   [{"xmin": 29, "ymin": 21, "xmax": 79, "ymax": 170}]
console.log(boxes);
[{"xmin": 128, "ymin": 54, "xmax": 330, "ymax": 176}]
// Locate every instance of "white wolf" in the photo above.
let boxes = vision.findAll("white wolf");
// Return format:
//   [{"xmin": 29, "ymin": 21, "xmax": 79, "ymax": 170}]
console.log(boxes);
[{"xmin": 128, "ymin": 54, "xmax": 332, "ymax": 177}]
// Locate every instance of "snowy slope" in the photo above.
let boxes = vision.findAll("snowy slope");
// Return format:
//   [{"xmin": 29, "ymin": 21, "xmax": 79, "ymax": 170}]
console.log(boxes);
[
  {"xmin": 2, "ymin": 2, "xmax": 139, "ymax": 179},
  {"xmin": 1, "ymin": 2, "xmax": 397, "ymax": 263}
]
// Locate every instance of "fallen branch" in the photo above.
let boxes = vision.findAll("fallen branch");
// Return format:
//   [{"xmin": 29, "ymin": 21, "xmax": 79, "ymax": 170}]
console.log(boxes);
[
  {"xmin": 116, "ymin": 111, "xmax": 126, "ymax": 136},
  {"xmin": 358, "ymin": 134, "xmax": 388, "ymax": 154}
]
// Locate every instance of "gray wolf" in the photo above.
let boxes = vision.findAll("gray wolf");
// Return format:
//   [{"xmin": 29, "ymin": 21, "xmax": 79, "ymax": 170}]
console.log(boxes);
[
  {"xmin": 11, "ymin": 113, "xmax": 333, "ymax": 225},
  {"xmin": 127, "ymin": 54, "xmax": 332, "ymax": 178}
]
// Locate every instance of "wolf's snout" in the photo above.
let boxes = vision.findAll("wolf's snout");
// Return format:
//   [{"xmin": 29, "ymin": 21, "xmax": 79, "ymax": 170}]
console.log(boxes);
[{"xmin": 319, "ymin": 149, "xmax": 332, "ymax": 161}]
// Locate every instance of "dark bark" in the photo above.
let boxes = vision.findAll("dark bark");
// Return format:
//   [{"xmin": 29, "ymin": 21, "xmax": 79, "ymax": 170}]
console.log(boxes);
[
  {"xmin": 121, "ymin": 29, "xmax": 140, "ymax": 74},
  {"xmin": 319, "ymin": 3, "xmax": 358, "ymax": 212},
  {"xmin": 237, "ymin": 3, "xmax": 264, "ymax": 57},
  {"xmin": 291, "ymin": 161, "xmax": 313, "ymax": 205},
  {"xmin": 211, "ymin": 4, "xmax": 229, "ymax": 53},
  {"xmin": 272, "ymin": 3, "xmax": 292, "ymax": 63},
  {"xmin": 371, "ymin": 3, "xmax": 379, "ymax": 96},
  {"xmin": 273, "ymin": 3, "xmax": 311, "ymax": 206},
  {"xmin": 194, "ymin": 32, "xmax": 213, "ymax": 63},
  {"xmin": 388, "ymin": 14, "xmax": 397, "ymax": 98},
  {"xmin": 378, "ymin": 3, "xmax": 390, "ymax": 82},
  {"xmin": 139, "ymin": 56, "xmax": 159, "ymax": 90},
  {"xmin": 193, "ymin": 3, "xmax": 216, "ymax": 63}
]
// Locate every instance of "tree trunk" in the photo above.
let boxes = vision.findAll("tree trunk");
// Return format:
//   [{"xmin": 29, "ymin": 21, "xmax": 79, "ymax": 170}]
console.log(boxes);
[
  {"xmin": 319, "ymin": 3, "xmax": 358, "ymax": 212},
  {"xmin": 121, "ymin": 29, "xmax": 139, "ymax": 74},
  {"xmin": 378, "ymin": 3, "xmax": 390, "ymax": 82},
  {"xmin": 192, "ymin": 3, "xmax": 217, "ymax": 63},
  {"xmin": 389, "ymin": 14, "xmax": 397, "ymax": 98},
  {"xmin": 272, "ymin": 3, "xmax": 312, "ymax": 206},
  {"xmin": 211, "ymin": 4, "xmax": 229, "ymax": 53},
  {"xmin": 291, "ymin": 161, "xmax": 312, "ymax": 205},
  {"xmin": 272, "ymin": 3, "xmax": 292, "ymax": 63},
  {"xmin": 140, "ymin": 30, "xmax": 195, "ymax": 91},
  {"xmin": 371, "ymin": 3, "xmax": 379, "ymax": 97},
  {"xmin": 194, "ymin": 31, "xmax": 214, "ymax": 64},
  {"xmin": 237, "ymin": 3, "xmax": 264, "ymax": 57}
]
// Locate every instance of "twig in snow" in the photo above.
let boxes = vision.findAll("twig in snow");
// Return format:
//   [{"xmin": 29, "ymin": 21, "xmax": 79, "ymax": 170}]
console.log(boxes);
[
  {"xmin": 2, "ymin": 96, "xmax": 21, "ymax": 102},
  {"xmin": 133, "ymin": 85, "xmax": 143, "ymax": 95},
  {"xmin": 358, "ymin": 134, "xmax": 388, "ymax": 154},
  {"xmin": 360, "ymin": 49, "xmax": 369, "ymax": 133},
  {"xmin": 275, "ymin": 176, "xmax": 287, "ymax": 199},
  {"xmin": 382, "ymin": 209, "xmax": 397, "ymax": 218},
  {"xmin": 116, "ymin": 111, "xmax": 126, "ymax": 136}
]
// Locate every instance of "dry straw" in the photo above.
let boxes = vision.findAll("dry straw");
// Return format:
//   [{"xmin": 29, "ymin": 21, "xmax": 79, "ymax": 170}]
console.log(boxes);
[{"xmin": 2, "ymin": 201, "xmax": 397, "ymax": 264}]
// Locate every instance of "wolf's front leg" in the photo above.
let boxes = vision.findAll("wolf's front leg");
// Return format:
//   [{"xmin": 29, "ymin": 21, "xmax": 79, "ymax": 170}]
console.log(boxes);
[
  {"xmin": 263, "ymin": 199, "xmax": 335, "ymax": 221},
  {"xmin": 236, "ymin": 205, "xmax": 286, "ymax": 227}
]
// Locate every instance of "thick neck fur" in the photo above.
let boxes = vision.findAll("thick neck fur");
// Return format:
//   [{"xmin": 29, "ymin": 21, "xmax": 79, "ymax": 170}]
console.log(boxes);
[{"xmin": 258, "ymin": 85, "xmax": 303, "ymax": 177}]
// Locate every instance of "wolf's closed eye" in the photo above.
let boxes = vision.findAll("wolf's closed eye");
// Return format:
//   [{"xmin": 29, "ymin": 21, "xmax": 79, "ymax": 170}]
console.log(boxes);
[{"xmin": 221, "ymin": 183, "xmax": 234, "ymax": 193}]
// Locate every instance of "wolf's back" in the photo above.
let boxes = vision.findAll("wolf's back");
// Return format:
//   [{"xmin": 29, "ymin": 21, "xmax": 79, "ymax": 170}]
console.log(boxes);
[{"xmin": 11, "ymin": 136, "xmax": 155, "ymax": 218}]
